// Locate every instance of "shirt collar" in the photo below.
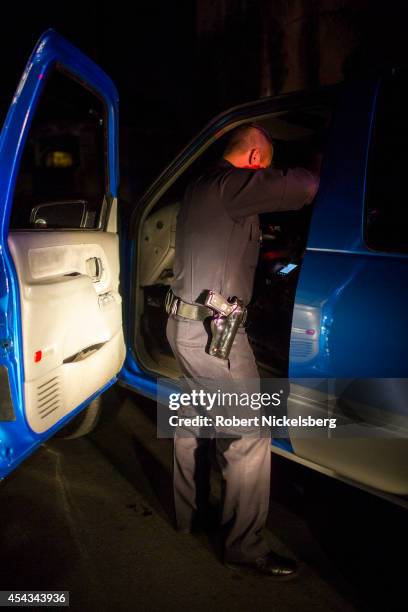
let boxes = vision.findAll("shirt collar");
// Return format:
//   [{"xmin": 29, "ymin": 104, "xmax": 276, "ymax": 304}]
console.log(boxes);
[{"xmin": 218, "ymin": 158, "xmax": 234, "ymax": 168}]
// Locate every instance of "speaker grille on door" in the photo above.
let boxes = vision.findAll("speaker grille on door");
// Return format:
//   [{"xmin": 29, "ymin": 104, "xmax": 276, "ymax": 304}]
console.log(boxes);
[{"xmin": 37, "ymin": 376, "xmax": 62, "ymax": 419}]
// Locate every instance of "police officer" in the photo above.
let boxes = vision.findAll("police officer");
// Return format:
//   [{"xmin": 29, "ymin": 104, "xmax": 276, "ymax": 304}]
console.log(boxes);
[{"xmin": 166, "ymin": 124, "xmax": 319, "ymax": 577}]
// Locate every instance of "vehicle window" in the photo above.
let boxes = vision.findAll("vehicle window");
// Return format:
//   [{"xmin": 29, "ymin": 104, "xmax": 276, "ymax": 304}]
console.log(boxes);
[
  {"xmin": 10, "ymin": 67, "xmax": 107, "ymax": 230},
  {"xmin": 365, "ymin": 72, "xmax": 408, "ymax": 253},
  {"xmin": 155, "ymin": 106, "xmax": 330, "ymax": 209}
]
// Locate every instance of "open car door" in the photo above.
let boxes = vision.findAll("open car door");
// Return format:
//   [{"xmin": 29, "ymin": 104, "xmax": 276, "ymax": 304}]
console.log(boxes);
[{"xmin": 0, "ymin": 30, "xmax": 125, "ymax": 478}]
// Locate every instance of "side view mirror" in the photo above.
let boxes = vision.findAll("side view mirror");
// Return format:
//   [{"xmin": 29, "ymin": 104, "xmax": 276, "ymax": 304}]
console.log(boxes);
[{"xmin": 30, "ymin": 199, "xmax": 88, "ymax": 229}]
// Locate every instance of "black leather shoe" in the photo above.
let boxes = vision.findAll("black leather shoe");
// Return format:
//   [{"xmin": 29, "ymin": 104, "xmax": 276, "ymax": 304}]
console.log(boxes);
[{"xmin": 226, "ymin": 551, "xmax": 299, "ymax": 579}]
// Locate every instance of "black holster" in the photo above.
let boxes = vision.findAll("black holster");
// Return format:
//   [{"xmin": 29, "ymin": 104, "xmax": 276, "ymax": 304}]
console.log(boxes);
[{"xmin": 204, "ymin": 291, "xmax": 247, "ymax": 360}]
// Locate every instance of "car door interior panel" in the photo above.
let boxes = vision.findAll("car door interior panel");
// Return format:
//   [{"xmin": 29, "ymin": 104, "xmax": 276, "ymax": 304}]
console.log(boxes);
[{"xmin": 8, "ymin": 231, "xmax": 125, "ymax": 433}]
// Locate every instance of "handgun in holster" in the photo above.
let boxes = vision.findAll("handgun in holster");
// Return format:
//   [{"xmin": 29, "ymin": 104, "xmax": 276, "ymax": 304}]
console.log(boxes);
[{"xmin": 204, "ymin": 290, "xmax": 247, "ymax": 360}]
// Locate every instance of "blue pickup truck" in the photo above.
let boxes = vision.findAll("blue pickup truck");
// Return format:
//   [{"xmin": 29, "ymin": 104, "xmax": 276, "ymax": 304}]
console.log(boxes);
[{"xmin": 1, "ymin": 30, "xmax": 407, "ymax": 503}]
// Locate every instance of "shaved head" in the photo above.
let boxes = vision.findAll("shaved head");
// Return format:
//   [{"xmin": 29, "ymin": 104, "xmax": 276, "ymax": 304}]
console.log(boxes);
[{"xmin": 223, "ymin": 124, "xmax": 273, "ymax": 168}]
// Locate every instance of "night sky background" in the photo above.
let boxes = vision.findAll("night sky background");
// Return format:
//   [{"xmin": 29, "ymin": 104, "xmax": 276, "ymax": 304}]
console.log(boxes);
[{"xmin": 2, "ymin": 1, "xmax": 408, "ymax": 200}]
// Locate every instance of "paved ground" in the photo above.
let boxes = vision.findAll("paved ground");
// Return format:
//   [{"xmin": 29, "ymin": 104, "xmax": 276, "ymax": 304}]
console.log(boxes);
[{"xmin": 0, "ymin": 387, "xmax": 405, "ymax": 612}]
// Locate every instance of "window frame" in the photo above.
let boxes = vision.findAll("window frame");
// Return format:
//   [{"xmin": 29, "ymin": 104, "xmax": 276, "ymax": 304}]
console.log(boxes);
[{"xmin": 9, "ymin": 63, "xmax": 110, "ymax": 233}]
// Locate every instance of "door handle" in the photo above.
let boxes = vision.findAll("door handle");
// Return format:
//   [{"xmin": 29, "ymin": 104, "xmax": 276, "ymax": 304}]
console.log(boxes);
[{"xmin": 86, "ymin": 257, "xmax": 104, "ymax": 282}]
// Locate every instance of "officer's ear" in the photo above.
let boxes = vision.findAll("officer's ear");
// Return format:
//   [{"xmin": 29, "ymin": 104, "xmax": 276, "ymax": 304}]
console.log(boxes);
[{"xmin": 249, "ymin": 148, "xmax": 261, "ymax": 167}]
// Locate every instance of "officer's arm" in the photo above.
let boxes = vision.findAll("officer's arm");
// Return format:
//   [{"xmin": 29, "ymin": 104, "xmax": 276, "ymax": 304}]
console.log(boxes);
[{"xmin": 223, "ymin": 166, "xmax": 319, "ymax": 220}]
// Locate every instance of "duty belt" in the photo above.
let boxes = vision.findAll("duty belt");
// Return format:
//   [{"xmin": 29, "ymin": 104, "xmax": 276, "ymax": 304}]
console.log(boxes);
[
  {"xmin": 166, "ymin": 289, "xmax": 248, "ymax": 359},
  {"xmin": 165, "ymin": 290, "xmax": 213, "ymax": 321}
]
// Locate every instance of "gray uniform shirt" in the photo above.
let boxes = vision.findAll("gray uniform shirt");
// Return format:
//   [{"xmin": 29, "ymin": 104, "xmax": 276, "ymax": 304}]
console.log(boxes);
[{"xmin": 171, "ymin": 159, "xmax": 319, "ymax": 306}]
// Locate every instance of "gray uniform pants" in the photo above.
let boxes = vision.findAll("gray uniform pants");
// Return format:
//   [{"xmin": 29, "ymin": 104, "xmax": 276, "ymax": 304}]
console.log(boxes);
[{"xmin": 166, "ymin": 313, "xmax": 271, "ymax": 563}]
